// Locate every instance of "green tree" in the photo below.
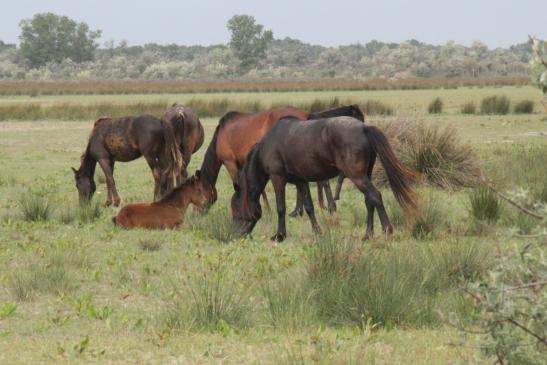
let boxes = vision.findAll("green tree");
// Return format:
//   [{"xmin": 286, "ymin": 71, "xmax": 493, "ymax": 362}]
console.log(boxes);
[
  {"xmin": 529, "ymin": 36, "xmax": 547, "ymax": 111},
  {"xmin": 227, "ymin": 15, "xmax": 273, "ymax": 70},
  {"xmin": 19, "ymin": 13, "xmax": 101, "ymax": 68}
]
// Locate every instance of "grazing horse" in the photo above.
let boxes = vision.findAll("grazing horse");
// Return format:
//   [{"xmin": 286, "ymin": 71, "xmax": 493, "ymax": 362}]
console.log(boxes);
[
  {"xmin": 231, "ymin": 116, "xmax": 419, "ymax": 242},
  {"xmin": 198, "ymin": 105, "xmax": 364, "ymax": 213},
  {"xmin": 160, "ymin": 104, "xmax": 204, "ymax": 186},
  {"xmin": 112, "ymin": 171, "xmax": 207, "ymax": 229},
  {"xmin": 72, "ymin": 115, "xmax": 182, "ymax": 206}
]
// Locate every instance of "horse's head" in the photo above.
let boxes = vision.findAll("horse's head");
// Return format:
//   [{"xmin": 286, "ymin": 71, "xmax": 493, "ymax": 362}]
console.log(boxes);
[
  {"xmin": 230, "ymin": 169, "xmax": 261, "ymax": 235},
  {"xmin": 72, "ymin": 167, "xmax": 96, "ymax": 204},
  {"xmin": 187, "ymin": 170, "xmax": 209, "ymax": 212}
]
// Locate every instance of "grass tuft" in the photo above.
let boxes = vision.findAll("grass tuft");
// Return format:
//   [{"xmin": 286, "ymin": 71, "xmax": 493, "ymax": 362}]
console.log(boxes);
[
  {"xmin": 18, "ymin": 190, "xmax": 53, "ymax": 222},
  {"xmin": 428, "ymin": 97, "xmax": 443, "ymax": 114},
  {"xmin": 469, "ymin": 186, "xmax": 501, "ymax": 223},
  {"xmin": 460, "ymin": 101, "xmax": 476, "ymax": 114},
  {"xmin": 480, "ymin": 95, "xmax": 510, "ymax": 115},
  {"xmin": 513, "ymin": 99, "xmax": 534, "ymax": 114}
]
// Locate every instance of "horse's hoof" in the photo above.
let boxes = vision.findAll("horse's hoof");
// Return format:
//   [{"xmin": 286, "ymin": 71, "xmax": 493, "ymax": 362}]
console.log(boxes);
[
  {"xmin": 105, "ymin": 200, "xmax": 112, "ymax": 207},
  {"xmin": 113, "ymin": 198, "xmax": 121, "ymax": 207},
  {"xmin": 270, "ymin": 233, "xmax": 286, "ymax": 242},
  {"xmin": 363, "ymin": 233, "xmax": 373, "ymax": 241},
  {"xmin": 288, "ymin": 210, "xmax": 303, "ymax": 218},
  {"xmin": 328, "ymin": 206, "xmax": 337, "ymax": 214}
]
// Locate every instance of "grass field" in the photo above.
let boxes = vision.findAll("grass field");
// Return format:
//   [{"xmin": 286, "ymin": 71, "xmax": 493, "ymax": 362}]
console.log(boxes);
[{"xmin": 0, "ymin": 86, "xmax": 545, "ymax": 364}]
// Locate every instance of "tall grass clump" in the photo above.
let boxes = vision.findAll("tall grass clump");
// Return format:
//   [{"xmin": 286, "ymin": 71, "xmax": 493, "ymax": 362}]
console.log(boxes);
[
  {"xmin": 262, "ymin": 273, "xmax": 316, "ymax": 330},
  {"xmin": 188, "ymin": 209, "xmax": 238, "ymax": 243},
  {"xmin": 460, "ymin": 102, "xmax": 476, "ymax": 114},
  {"xmin": 428, "ymin": 97, "xmax": 443, "ymax": 114},
  {"xmin": 411, "ymin": 192, "xmax": 444, "ymax": 239},
  {"xmin": 513, "ymin": 99, "xmax": 535, "ymax": 114},
  {"xmin": 362, "ymin": 100, "xmax": 394, "ymax": 116},
  {"xmin": 9, "ymin": 259, "xmax": 74, "ymax": 301},
  {"xmin": 480, "ymin": 95, "xmax": 510, "ymax": 115},
  {"xmin": 18, "ymin": 189, "xmax": 53, "ymax": 222},
  {"xmin": 469, "ymin": 186, "xmax": 501, "ymax": 223},
  {"xmin": 77, "ymin": 200, "xmax": 103, "ymax": 223},
  {"xmin": 394, "ymin": 121, "xmax": 481, "ymax": 189},
  {"xmin": 164, "ymin": 261, "xmax": 248, "ymax": 331}
]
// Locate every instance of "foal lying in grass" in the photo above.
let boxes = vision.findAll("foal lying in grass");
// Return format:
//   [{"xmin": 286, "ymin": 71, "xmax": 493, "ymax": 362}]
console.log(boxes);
[{"xmin": 113, "ymin": 171, "xmax": 207, "ymax": 229}]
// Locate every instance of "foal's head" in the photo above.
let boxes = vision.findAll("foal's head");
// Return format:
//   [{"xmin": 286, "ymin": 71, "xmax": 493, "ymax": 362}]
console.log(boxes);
[
  {"xmin": 72, "ymin": 167, "xmax": 96, "ymax": 205},
  {"xmin": 184, "ymin": 170, "xmax": 208, "ymax": 211}
]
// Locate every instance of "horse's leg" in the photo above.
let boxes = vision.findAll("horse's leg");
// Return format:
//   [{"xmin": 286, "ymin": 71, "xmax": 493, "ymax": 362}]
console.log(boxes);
[
  {"xmin": 288, "ymin": 187, "xmax": 304, "ymax": 218},
  {"xmin": 297, "ymin": 183, "xmax": 321, "ymax": 234},
  {"xmin": 261, "ymin": 190, "xmax": 271, "ymax": 211},
  {"xmin": 317, "ymin": 182, "xmax": 325, "ymax": 210},
  {"xmin": 144, "ymin": 154, "xmax": 162, "ymax": 201},
  {"xmin": 179, "ymin": 147, "xmax": 191, "ymax": 183},
  {"xmin": 334, "ymin": 174, "xmax": 345, "ymax": 200},
  {"xmin": 270, "ymin": 176, "xmax": 287, "ymax": 242},
  {"xmin": 98, "ymin": 158, "xmax": 120, "ymax": 207},
  {"xmin": 321, "ymin": 180, "xmax": 337, "ymax": 214},
  {"xmin": 350, "ymin": 176, "xmax": 393, "ymax": 239}
]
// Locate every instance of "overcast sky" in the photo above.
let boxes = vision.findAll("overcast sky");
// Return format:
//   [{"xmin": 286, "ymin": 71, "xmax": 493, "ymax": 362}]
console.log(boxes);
[{"xmin": 1, "ymin": 0, "xmax": 545, "ymax": 48}]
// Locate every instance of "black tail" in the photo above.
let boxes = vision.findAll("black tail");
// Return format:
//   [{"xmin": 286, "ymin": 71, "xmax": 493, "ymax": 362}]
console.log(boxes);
[
  {"xmin": 364, "ymin": 126, "xmax": 419, "ymax": 221},
  {"xmin": 309, "ymin": 104, "xmax": 365, "ymax": 122}
]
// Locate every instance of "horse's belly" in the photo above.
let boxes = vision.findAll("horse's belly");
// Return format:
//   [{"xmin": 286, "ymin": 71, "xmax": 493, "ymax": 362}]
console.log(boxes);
[
  {"xmin": 286, "ymin": 165, "xmax": 339, "ymax": 183},
  {"xmin": 105, "ymin": 133, "xmax": 140, "ymax": 161}
]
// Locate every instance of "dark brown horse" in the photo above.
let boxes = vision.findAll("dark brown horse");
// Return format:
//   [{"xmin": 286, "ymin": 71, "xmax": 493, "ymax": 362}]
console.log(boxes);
[
  {"xmin": 198, "ymin": 105, "xmax": 364, "ymax": 213},
  {"xmin": 231, "ymin": 116, "xmax": 419, "ymax": 242},
  {"xmin": 112, "ymin": 171, "xmax": 207, "ymax": 229},
  {"xmin": 160, "ymin": 104, "xmax": 204, "ymax": 186},
  {"xmin": 72, "ymin": 115, "xmax": 182, "ymax": 206}
]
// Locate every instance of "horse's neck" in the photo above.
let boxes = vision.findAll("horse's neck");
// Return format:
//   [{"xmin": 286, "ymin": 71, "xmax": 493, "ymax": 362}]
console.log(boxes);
[
  {"xmin": 80, "ymin": 150, "xmax": 96, "ymax": 177},
  {"xmin": 200, "ymin": 147, "xmax": 222, "ymax": 190}
]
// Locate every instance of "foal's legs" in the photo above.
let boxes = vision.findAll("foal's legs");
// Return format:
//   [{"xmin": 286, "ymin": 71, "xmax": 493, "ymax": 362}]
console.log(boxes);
[
  {"xmin": 270, "ymin": 175, "xmax": 287, "ymax": 242},
  {"xmin": 98, "ymin": 158, "xmax": 121, "ymax": 206},
  {"xmin": 334, "ymin": 174, "xmax": 346, "ymax": 200},
  {"xmin": 296, "ymin": 183, "xmax": 321, "ymax": 234}
]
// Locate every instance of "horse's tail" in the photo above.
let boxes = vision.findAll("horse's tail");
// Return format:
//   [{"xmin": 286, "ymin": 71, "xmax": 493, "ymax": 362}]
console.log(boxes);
[
  {"xmin": 364, "ymin": 126, "xmax": 420, "ymax": 222},
  {"xmin": 161, "ymin": 118, "xmax": 183, "ymax": 181}
]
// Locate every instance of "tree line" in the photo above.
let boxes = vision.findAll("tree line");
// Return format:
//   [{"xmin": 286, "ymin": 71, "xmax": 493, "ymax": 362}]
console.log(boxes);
[{"xmin": 0, "ymin": 13, "xmax": 535, "ymax": 81}]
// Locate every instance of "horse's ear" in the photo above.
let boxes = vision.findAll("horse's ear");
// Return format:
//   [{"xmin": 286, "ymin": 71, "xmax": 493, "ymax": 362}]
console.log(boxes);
[
  {"xmin": 171, "ymin": 102, "xmax": 178, "ymax": 107},
  {"xmin": 71, "ymin": 167, "xmax": 79, "ymax": 175}
]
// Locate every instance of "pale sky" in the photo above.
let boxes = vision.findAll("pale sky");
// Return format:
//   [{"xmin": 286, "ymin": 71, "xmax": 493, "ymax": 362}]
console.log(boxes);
[{"xmin": 0, "ymin": 0, "xmax": 545, "ymax": 48}]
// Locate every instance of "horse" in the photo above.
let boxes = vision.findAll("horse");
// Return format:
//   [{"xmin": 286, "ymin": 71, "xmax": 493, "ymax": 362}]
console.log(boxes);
[
  {"xmin": 112, "ymin": 171, "xmax": 207, "ymax": 229},
  {"xmin": 231, "ymin": 116, "xmax": 419, "ymax": 242},
  {"xmin": 198, "ymin": 105, "xmax": 364, "ymax": 214},
  {"xmin": 160, "ymin": 104, "xmax": 204, "ymax": 186},
  {"xmin": 72, "ymin": 114, "xmax": 182, "ymax": 207}
]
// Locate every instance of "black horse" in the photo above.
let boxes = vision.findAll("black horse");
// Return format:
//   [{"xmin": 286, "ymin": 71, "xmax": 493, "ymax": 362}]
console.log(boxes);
[{"xmin": 231, "ymin": 116, "xmax": 419, "ymax": 242}]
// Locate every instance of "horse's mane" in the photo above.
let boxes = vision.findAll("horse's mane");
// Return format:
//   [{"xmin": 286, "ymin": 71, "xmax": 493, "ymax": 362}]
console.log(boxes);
[
  {"xmin": 308, "ymin": 104, "xmax": 365, "ymax": 122},
  {"xmin": 79, "ymin": 117, "xmax": 111, "ymax": 166}
]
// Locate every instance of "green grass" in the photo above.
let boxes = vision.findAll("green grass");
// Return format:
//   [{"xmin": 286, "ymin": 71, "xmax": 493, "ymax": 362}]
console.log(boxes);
[{"xmin": 0, "ymin": 86, "xmax": 544, "ymax": 364}]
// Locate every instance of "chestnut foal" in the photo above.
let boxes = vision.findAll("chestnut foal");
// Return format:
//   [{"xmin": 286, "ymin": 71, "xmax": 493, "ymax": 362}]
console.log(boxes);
[{"xmin": 113, "ymin": 171, "xmax": 207, "ymax": 229}]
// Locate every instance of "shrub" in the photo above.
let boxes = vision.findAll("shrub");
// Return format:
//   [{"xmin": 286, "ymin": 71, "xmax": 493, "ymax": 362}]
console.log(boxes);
[
  {"xmin": 18, "ymin": 190, "xmax": 53, "ymax": 222},
  {"xmin": 460, "ymin": 102, "xmax": 476, "ymax": 114},
  {"xmin": 188, "ymin": 210, "xmax": 238, "ymax": 243},
  {"xmin": 362, "ymin": 100, "xmax": 393, "ymax": 116},
  {"xmin": 428, "ymin": 97, "xmax": 443, "ymax": 114},
  {"xmin": 9, "ymin": 259, "xmax": 74, "ymax": 301},
  {"xmin": 480, "ymin": 95, "xmax": 510, "ymax": 114},
  {"xmin": 513, "ymin": 99, "xmax": 535, "ymax": 114},
  {"xmin": 411, "ymin": 193, "xmax": 444, "ymax": 239},
  {"xmin": 469, "ymin": 186, "xmax": 501, "ymax": 223},
  {"xmin": 395, "ymin": 121, "xmax": 480, "ymax": 189}
]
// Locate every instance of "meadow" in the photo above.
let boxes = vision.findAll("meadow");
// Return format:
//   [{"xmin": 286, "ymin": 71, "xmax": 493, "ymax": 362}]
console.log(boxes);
[{"xmin": 0, "ymin": 85, "xmax": 545, "ymax": 364}]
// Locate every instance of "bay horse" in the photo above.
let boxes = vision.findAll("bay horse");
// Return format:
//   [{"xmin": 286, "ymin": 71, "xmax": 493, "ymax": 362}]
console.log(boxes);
[
  {"xmin": 72, "ymin": 115, "xmax": 182, "ymax": 206},
  {"xmin": 231, "ymin": 116, "xmax": 419, "ymax": 242},
  {"xmin": 198, "ymin": 105, "xmax": 364, "ymax": 214},
  {"xmin": 160, "ymin": 104, "xmax": 204, "ymax": 186},
  {"xmin": 112, "ymin": 171, "xmax": 207, "ymax": 229}
]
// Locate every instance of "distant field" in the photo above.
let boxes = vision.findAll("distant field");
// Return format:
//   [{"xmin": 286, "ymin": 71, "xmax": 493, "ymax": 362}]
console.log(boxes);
[{"xmin": 0, "ymin": 86, "xmax": 545, "ymax": 364}]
